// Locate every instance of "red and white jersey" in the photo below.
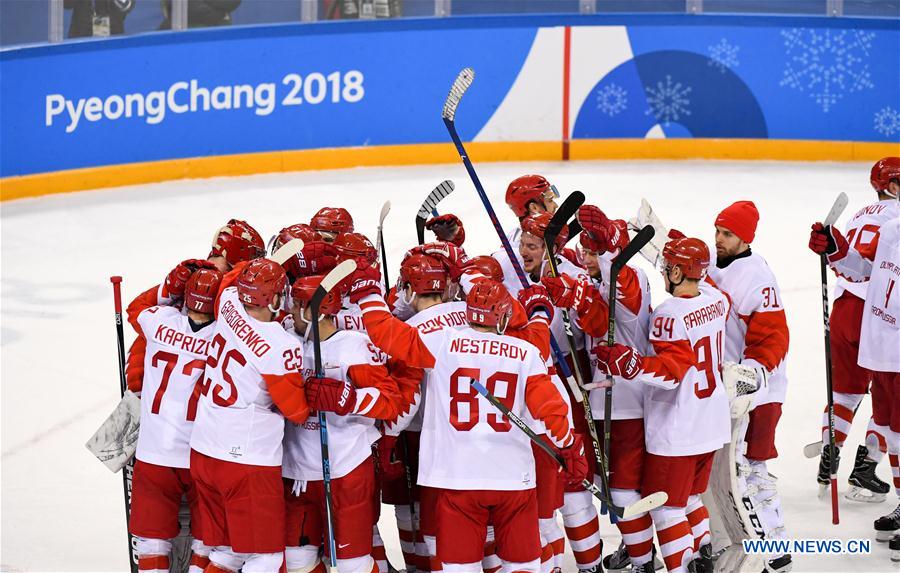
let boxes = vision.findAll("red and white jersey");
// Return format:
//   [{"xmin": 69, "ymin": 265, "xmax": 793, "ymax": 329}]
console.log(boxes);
[
  {"xmin": 492, "ymin": 251, "xmax": 590, "ymax": 355},
  {"xmin": 836, "ymin": 199, "xmax": 900, "ymax": 300},
  {"xmin": 582, "ymin": 261, "xmax": 653, "ymax": 420},
  {"xmin": 832, "ymin": 216, "xmax": 900, "ymax": 373},
  {"xmin": 336, "ymin": 298, "xmax": 368, "ymax": 333},
  {"xmin": 640, "ymin": 284, "xmax": 731, "ymax": 456},
  {"xmin": 190, "ymin": 287, "xmax": 305, "ymax": 467},
  {"xmin": 283, "ymin": 329, "xmax": 397, "ymax": 481},
  {"xmin": 358, "ymin": 294, "xmax": 575, "ymax": 491},
  {"xmin": 707, "ymin": 251, "xmax": 789, "ymax": 406},
  {"xmin": 385, "ymin": 301, "xmax": 469, "ymax": 436},
  {"xmin": 134, "ymin": 306, "xmax": 214, "ymax": 468}
]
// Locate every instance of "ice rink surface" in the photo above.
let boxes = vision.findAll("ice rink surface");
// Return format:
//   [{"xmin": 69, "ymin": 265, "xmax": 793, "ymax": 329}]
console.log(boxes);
[{"xmin": 1, "ymin": 159, "xmax": 894, "ymax": 572}]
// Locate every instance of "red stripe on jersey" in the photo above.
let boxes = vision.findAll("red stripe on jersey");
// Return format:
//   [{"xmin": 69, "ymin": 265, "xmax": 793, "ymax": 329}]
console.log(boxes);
[
  {"xmin": 525, "ymin": 373, "xmax": 574, "ymax": 448},
  {"xmin": 743, "ymin": 309, "xmax": 789, "ymax": 371},
  {"xmin": 348, "ymin": 363, "xmax": 401, "ymax": 420},
  {"xmin": 641, "ymin": 339, "xmax": 695, "ymax": 385},
  {"xmin": 359, "ymin": 299, "xmax": 437, "ymax": 369},
  {"xmin": 264, "ymin": 371, "xmax": 309, "ymax": 424}
]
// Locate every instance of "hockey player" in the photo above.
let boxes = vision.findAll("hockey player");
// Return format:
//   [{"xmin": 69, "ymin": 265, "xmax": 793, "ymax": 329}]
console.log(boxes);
[
  {"xmin": 352, "ymin": 272, "xmax": 588, "ymax": 573},
  {"xmin": 127, "ymin": 268, "xmax": 222, "ymax": 573},
  {"xmin": 282, "ymin": 274, "xmax": 404, "ymax": 573},
  {"xmin": 310, "ymin": 207, "xmax": 355, "ymax": 243},
  {"xmin": 504, "ymin": 174, "xmax": 560, "ymax": 245},
  {"xmin": 269, "ymin": 223, "xmax": 338, "ymax": 284},
  {"xmin": 702, "ymin": 201, "xmax": 792, "ymax": 573},
  {"xmin": 593, "ymin": 236, "xmax": 731, "ymax": 573},
  {"xmin": 810, "ymin": 158, "xmax": 900, "ymax": 552},
  {"xmin": 815, "ymin": 158, "xmax": 900, "ymax": 502},
  {"xmin": 542, "ymin": 205, "xmax": 657, "ymax": 572},
  {"xmin": 187, "ymin": 258, "xmax": 325, "ymax": 573}
]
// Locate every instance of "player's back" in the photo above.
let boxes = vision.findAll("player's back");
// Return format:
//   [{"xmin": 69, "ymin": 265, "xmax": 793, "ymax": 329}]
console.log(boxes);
[
  {"xmin": 418, "ymin": 326, "xmax": 547, "ymax": 492},
  {"xmin": 859, "ymin": 217, "xmax": 900, "ymax": 373},
  {"xmin": 190, "ymin": 287, "xmax": 304, "ymax": 466},
  {"xmin": 837, "ymin": 198, "xmax": 900, "ymax": 300},
  {"xmin": 136, "ymin": 305, "xmax": 215, "ymax": 468},
  {"xmin": 643, "ymin": 285, "xmax": 731, "ymax": 456}
]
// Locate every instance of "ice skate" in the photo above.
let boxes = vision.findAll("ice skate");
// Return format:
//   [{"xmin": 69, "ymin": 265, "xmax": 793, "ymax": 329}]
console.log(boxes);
[
  {"xmin": 687, "ymin": 544, "xmax": 712, "ymax": 573},
  {"xmin": 874, "ymin": 503, "xmax": 900, "ymax": 541},
  {"xmin": 845, "ymin": 445, "xmax": 889, "ymax": 503},
  {"xmin": 763, "ymin": 554, "xmax": 792, "ymax": 572},
  {"xmin": 816, "ymin": 444, "xmax": 840, "ymax": 499},
  {"xmin": 890, "ymin": 533, "xmax": 900, "ymax": 562}
]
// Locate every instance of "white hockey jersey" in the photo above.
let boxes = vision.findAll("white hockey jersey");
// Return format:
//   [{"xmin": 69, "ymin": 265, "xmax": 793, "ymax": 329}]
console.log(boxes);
[
  {"xmin": 134, "ymin": 306, "xmax": 215, "ymax": 468},
  {"xmin": 190, "ymin": 287, "xmax": 306, "ymax": 466},
  {"xmin": 640, "ymin": 284, "xmax": 731, "ymax": 456},
  {"xmin": 835, "ymin": 199, "xmax": 900, "ymax": 300}
]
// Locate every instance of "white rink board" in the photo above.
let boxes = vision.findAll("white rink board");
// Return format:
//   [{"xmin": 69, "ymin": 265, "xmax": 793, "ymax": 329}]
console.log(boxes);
[{"xmin": 0, "ymin": 160, "xmax": 891, "ymax": 571}]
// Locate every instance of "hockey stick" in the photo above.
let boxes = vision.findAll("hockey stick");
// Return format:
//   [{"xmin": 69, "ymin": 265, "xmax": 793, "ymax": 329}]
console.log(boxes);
[
  {"xmin": 110, "ymin": 276, "xmax": 140, "ymax": 573},
  {"xmin": 818, "ymin": 191, "xmax": 850, "ymax": 525},
  {"xmin": 470, "ymin": 379, "xmax": 666, "ymax": 518},
  {"xmin": 416, "ymin": 180, "xmax": 455, "ymax": 245},
  {"xmin": 376, "ymin": 201, "xmax": 392, "ymax": 290},
  {"xmin": 311, "ymin": 259, "xmax": 358, "ymax": 573},
  {"xmin": 270, "ymin": 238, "xmax": 305, "ymax": 266},
  {"xmin": 441, "ymin": 67, "xmax": 581, "ymax": 402}
]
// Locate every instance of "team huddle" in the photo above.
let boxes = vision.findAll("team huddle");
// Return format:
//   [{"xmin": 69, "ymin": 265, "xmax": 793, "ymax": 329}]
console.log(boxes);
[{"xmin": 110, "ymin": 158, "xmax": 900, "ymax": 573}]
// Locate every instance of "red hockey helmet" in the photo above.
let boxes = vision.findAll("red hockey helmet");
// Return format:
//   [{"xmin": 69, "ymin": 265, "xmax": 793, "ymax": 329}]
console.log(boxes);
[
  {"xmin": 662, "ymin": 237, "xmax": 710, "ymax": 280},
  {"xmin": 210, "ymin": 219, "xmax": 266, "ymax": 267},
  {"xmin": 506, "ymin": 174, "xmax": 553, "ymax": 218},
  {"xmin": 466, "ymin": 279, "xmax": 513, "ymax": 330},
  {"xmin": 184, "ymin": 268, "xmax": 223, "ymax": 315},
  {"xmin": 469, "ymin": 255, "xmax": 504, "ymax": 282},
  {"xmin": 399, "ymin": 253, "xmax": 449, "ymax": 295},
  {"xmin": 334, "ymin": 232, "xmax": 377, "ymax": 266},
  {"xmin": 291, "ymin": 275, "xmax": 342, "ymax": 316},
  {"xmin": 236, "ymin": 258, "xmax": 288, "ymax": 309},
  {"xmin": 870, "ymin": 157, "xmax": 900, "ymax": 194},
  {"xmin": 272, "ymin": 223, "xmax": 322, "ymax": 252},
  {"xmin": 521, "ymin": 212, "xmax": 568, "ymax": 252},
  {"xmin": 310, "ymin": 207, "xmax": 355, "ymax": 236}
]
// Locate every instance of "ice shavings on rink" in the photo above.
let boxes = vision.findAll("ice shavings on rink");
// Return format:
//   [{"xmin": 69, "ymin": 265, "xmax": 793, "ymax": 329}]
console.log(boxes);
[{"xmin": 0, "ymin": 160, "xmax": 890, "ymax": 571}]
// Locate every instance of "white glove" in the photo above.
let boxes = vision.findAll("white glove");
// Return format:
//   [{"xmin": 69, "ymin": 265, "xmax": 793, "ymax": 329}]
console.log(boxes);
[{"xmin": 722, "ymin": 361, "xmax": 763, "ymax": 418}]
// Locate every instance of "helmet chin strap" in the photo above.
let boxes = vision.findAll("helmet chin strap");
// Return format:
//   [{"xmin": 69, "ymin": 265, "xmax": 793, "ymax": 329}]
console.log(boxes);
[
  {"xmin": 665, "ymin": 268, "xmax": 684, "ymax": 295},
  {"xmin": 497, "ymin": 312, "xmax": 511, "ymax": 335}
]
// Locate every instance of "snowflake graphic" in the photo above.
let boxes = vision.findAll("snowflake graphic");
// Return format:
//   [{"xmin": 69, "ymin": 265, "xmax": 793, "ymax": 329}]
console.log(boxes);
[
  {"xmin": 780, "ymin": 28, "xmax": 875, "ymax": 113},
  {"xmin": 644, "ymin": 75, "xmax": 691, "ymax": 126},
  {"xmin": 596, "ymin": 83, "xmax": 628, "ymax": 117},
  {"xmin": 708, "ymin": 38, "xmax": 740, "ymax": 74},
  {"xmin": 874, "ymin": 107, "xmax": 900, "ymax": 138}
]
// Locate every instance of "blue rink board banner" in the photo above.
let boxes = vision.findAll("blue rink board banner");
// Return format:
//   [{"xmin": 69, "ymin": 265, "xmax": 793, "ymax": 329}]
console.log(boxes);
[{"xmin": 1, "ymin": 14, "xmax": 898, "ymax": 178}]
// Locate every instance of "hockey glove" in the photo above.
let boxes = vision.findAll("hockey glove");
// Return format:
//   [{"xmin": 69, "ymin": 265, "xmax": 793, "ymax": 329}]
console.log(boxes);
[
  {"xmin": 809, "ymin": 222, "xmax": 849, "ymax": 262},
  {"xmin": 558, "ymin": 434, "xmax": 589, "ymax": 487},
  {"xmin": 285, "ymin": 241, "xmax": 338, "ymax": 282},
  {"xmin": 346, "ymin": 265, "xmax": 383, "ymax": 304},
  {"xmin": 668, "ymin": 228, "xmax": 687, "ymax": 240},
  {"xmin": 425, "ymin": 214, "xmax": 466, "ymax": 247},
  {"xmin": 376, "ymin": 435, "xmax": 406, "ymax": 482},
  {"xmin": 577, "ymin": 205, "xmax": 630, "ymax": 254},
  {"xmin": 540, "ymin": 274, "xmax": 591, "ymax": 313},
  {"xmin": 165, "ymin": 259, "xmax": 217, "ymax": 298},
  {"xmin": 517, "ymin": 285, "xmax": 555, "ymax": 322},
  {"xmin": 591, "ymin": 343, "xmax": 643, "ymax": 380},
  {"xmin": 421, "ymin": 241, "xmax": 470, "ymax": 280},
  {"xmin": 722, "ymin": 361, "xmax": 761, "ymax": 418},
  {"xmin": 305, "ymin": 376, "xmax": 357, "ymax": 416}
]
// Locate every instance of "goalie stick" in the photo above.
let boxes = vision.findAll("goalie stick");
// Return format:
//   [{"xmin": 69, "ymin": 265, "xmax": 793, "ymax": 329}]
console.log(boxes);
[
  {"xmin": 110, "ymin": 276, "xmax": 140, "ymax": 573},
  {"xmin": 312, "ymin": 259, "xmax": 358, "ymax": 573},
  {"xmin": 441, "ymin": 68, "xmax": 582, "ymax": 403},
  {"xmin": 470, "ymin": 379, "xmax": 666, "ymax": 518},
  {"xmin": 416, "ymin": 180, "xmax": 455, "ymax": 245}
]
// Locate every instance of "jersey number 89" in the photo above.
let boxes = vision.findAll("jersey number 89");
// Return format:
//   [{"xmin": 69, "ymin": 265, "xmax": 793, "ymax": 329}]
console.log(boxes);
[{"xmin": 449, "ymin": 367, "xmax": 518, "ymax": 432}]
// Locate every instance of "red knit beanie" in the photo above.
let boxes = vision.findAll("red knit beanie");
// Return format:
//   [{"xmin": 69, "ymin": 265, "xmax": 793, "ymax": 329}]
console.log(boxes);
[{"xmin": 715, "ymin": 201, "xmax": 759, "ymax": 243}]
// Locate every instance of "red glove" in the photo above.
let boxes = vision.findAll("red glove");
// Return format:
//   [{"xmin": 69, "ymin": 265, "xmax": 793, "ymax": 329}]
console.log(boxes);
[
  {"xmin": 285, "ymin": 241, "xmax": 338, "ymax": 282},
  {"xmin": 557, "ymin": 434, "xmax": 589, "ymax": 487},
  {"xmin": 376, "ymin": 435, "xmax": 406, "ymax": 482},
  {"xmin": 165, "ymin": 259, "xmax": 217, "ymax": 297},
  {"xmin": 809, "ymin": 222, "xmax": 849, "ymax": 262},
  {"xmin": 591, "ymin": 343, "xmax": 642, "ymax": 380},
  {"xmin": 577, "ymin": 206, "xmax": 629, "ymax": 254},
  {"xmin": 540, "ymin": 274, "xmax": 591, "ymax": 312},
  {"xmin": 305, "ymin": 376, "xmax": 357, "ymax": 415},
  {"xmin": 517, "ymin": 285, "xmax": 555, "ymax": 322},
  {"xmin": 425, "ymin": 214, "xmax": 466, "ymax": 247},
  {"xmin": 421, "ymin": 241, "xmax": 470, "ymax": 280},
  {"xmin": 345, "ymin": 265, "xmax": 383, "ymax": 304},
  {"xmin": 668, "ymin": 228, "xmax": 687, "ymax": 240}
]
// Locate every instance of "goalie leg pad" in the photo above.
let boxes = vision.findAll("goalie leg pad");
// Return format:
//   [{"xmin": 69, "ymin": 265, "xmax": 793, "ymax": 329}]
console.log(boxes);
[{"xmin": 745, "ymin": 461, "xmax": 788, "ymax": 558}]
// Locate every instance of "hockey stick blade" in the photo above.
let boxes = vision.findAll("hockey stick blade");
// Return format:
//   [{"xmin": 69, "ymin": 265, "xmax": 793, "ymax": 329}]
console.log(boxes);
[
  {"xmin": 824, "ymin": 192, "xmax": 850, "ymax": 227},
  {"xmin": 622, "ymin": 491, "xmax": 668, "ymax": 518},
  {"xmin": 613, "ymin": 225, "xmax": 656, "ymax": 271},
  {"xmin": 546, "ymin": 191, "xmax": 585, "ymax": 243},
  {"xmin": 804, "ymin": 441, "xmax": 823, "ymax": 458},
  {"xmin": 269, "ymin": 238, "xmax": 305, "ymax": 266},
  {"xmin": 442, "ymin": 68, "xmax": 474, "ymax": 121},
  {"xmin": 375, "ymin": 200, "xmax": 391, "ymax": 254},
  {"xmin": 566, "ymin": 219, "xmax": 582, "ymax": 243},
  {"xmin": 315, "ymin": 259, "xmax": 357, "ymax": 303},
  {"xmin": 417, "ymin": 180, "xmax": 455, "ymax": 245}
]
